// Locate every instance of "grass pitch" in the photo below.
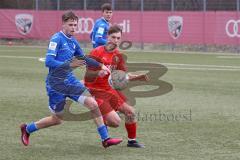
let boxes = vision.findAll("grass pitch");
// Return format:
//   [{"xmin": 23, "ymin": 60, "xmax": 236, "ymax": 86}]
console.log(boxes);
[{"xmin": 0, "ymin": 45, "xmax": 240, "ymax": 160}]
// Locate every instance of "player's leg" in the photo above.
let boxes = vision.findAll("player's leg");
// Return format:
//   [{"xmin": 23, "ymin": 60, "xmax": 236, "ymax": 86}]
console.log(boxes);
[
  {"xmin": 20, "ymin": 91, "xmax": 65, "ymax": 146},
  {"xmin": 20, "ymin": 115, "xmax": 63, "ymax": 146},
  {"xmin": 102, "ymin": 110, "xmax": 121, "ymax": 128},
  {"xmin": 71, "ymin": 89, "xmax": 122, "ymax": 148},
  {"xmin": 35, "ymin": 114, "xmax": 62, "ymax": 129},
  {"xmin": 118, "ymin": 102, "xmax": 144, "ymax": 148}
]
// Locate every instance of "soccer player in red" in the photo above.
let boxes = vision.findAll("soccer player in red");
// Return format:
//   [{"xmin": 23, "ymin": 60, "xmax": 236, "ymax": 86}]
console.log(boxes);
[{"xmin": 84, "ymin": 25, "xmax": 148, "ymax": 148}]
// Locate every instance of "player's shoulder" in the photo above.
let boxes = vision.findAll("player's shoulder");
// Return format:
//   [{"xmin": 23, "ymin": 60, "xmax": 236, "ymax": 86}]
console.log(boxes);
[
  {"xmin": 90, "ymin": 46, "xmax": 104, "ymax": 55},
  {"xmin": 95, "ymin": 18, "xmax": 107, "ymax": 26},
  {"xmin": 96, "ymin": 45, "xmax": 105, "ymax": 50},
  {"xmin": 51, "ymin": 32, "xmax": 61, "ymax": 39},
  {"xmin": 113, "ymin": 49, "xmax": 122, "ymax": 55},
  {"xmin": 49, "ymin": 32, "xmax": 62, "ymax": 42},
  {"xmin": 93, "ymin": 45, "xmax": 104, "ymax": 52}
]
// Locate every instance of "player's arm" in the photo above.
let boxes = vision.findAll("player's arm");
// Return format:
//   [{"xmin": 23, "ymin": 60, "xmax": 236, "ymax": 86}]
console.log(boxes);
[
  {"xmin": 116, "ymin": 53, "xmax": 149, "ymax": 81},
  {"xmin": 127, "ymin": 73, "xmax": 149, "ymax": 81},
  {"xmin": 74, "ymin": 43, "xmax": 110, "ymax": 73},
  {"xmin": 46, "ymin": 37, "xmax": 85, "ymax": 69},
  {"xmin": 45, "ymin": 37, "xmax": 65, "ymax": 68},
  {"xmin": 94, "ymin": 23, "xmax": 107, "ymax": 46}
]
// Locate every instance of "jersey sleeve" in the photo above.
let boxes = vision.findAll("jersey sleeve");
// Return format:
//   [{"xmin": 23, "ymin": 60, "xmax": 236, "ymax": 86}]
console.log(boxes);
[
  {"xmin": 46, "ymin": 34, "xmax": 61, "ymax": 57},
  {"xmin": 89, "ymin": 49, "xmax": 102, "ymax": 62},
  {"xmin": 87, "ymin": 49, "xmax": 102, "ymax": 70},
  {"xmin": 72, "ymin": 40, "xmax": 101, "ymax": 68},
  {"xmin": 45, "ymin": 34, "xmax": 65, "ymax": 68}
]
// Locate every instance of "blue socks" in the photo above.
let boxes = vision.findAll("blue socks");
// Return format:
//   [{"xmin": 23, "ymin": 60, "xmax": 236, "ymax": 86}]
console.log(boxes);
[
  {"xmin": 97, "ymin": 125, "xmax": 109, "ymax": 141},
  {"xmin": 26, "ymin": 122, "xmax": 38, "ymax": 134},
  {"xmin": 26, "ymin": 122, "xmax": 109, "ymax": 141}
]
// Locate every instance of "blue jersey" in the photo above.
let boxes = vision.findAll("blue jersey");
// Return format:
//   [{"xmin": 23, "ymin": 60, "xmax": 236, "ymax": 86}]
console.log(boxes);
[
  {"xmin": 46, "ymin": 31, "xmax": 84, "ymax": 72},
  {"xmin": 45, "ymin": 31, "xmax": 102, "ymax": 111},
  {"xmin": 91, "ymin": 17, "xmax": 109, "ymax": 48},
  {"xmin": 45, "ymin": 31, "xmax": 86, "ymax": 95}
]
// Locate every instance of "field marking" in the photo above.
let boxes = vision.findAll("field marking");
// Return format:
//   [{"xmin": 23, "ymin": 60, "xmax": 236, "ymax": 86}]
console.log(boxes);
[
  {"xmin": 0, "ymin": 55, "xmax": 38, "ymax": 59},
  {"xmin": 38, "ymin": 57, "xmax": 45, "ymax": 62},
  {"xmin": 0, "ymin": 55, "xmax": 240, "ymax": 71},
  {"xmin": 161, "ymin": 62, "xmax": 240, "ymax": 69},
  {"xmin": 1, "ymin": 45, "xmax": 240, "ymax": 55},
  {"xmin": 167, "ymin": 67, "xmax": 240, "ymax": 71},
  {"xmin": 217, "ymin": 56, "xmax": 240, "ymax": 59},
  {"xmin": 129, "ymin": 61, "xmax": 240, "ymax": 69},
  {"xmin": 129, "ymin": 65, "xmax": 240, "ymax": 71}
]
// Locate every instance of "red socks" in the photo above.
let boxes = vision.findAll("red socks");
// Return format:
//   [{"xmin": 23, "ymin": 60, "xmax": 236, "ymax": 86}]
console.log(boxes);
[{"xmin": 125, "ymin": 122, "xmax": 137, "ymax": 140}]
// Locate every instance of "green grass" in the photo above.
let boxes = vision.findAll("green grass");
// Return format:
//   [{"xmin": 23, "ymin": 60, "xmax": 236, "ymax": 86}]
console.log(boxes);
[{"xmin": 0, "ymin": 45, "xmax": 240, "ymax": 160}]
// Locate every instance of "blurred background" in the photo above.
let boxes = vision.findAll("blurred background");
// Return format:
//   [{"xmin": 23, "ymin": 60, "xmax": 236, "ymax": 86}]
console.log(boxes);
[
  {"xmin": 1, "ymin": 0, "xmax": 240, "ymax": 53},
  {"xmin": 0, "ymin": 0, "xmax": 239, "ymax": 11}
]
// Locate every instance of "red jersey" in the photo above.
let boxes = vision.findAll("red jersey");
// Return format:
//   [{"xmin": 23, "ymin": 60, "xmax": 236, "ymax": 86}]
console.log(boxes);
[{"xmin": 84, "ymin": 46, "xmax": 127, "ymax": 90}]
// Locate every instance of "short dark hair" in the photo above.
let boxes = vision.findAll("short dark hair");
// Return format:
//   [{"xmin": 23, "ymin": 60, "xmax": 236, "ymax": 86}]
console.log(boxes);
[
  {"xmin": 101, "ymin": 3, "xmax": 112, "ymax": 12},
  {"xmin": 62, "ymin": 11, "xmax": 78, "ymax": 22},
  {"xmin": 108, "ymin": 25, "xmax": 122, "ymax": 35}
]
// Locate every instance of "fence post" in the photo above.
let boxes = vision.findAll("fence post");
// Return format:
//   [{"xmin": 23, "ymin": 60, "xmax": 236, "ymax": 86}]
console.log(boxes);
[
  {"xmin": 171, "ymin": 0, "xmax": 175, "ymax": 51},
  {"xmin": 140, "ymin": 0, "xmax": 144, "ymax": 50},
  {"xmin": 83, "ymin": 0, "xmax": 87, "ymax": 48},
  {"xmin": 35, "ymin": 0, "xmax": 39, "ymax": 10},
  {"xmin": 112, "ymin": 0, "xmax": 115, "ymax": 10},
  {"xmin": 203, "ymin": 0, "xmax": 207, "ymax": 52},
  {"xmin": 236, "ymin": 0, "xmax": 240, "ymax": 53},
  {"xmin": 203, "ymin": 0, "xmax": 206, "ymax": 11},
  {"xmin": 237, "ymin": 0, "xmax": 239, "ymax": 11},
  {"xmin": 84, "ymin": 0, "xmax": 87, "ymax": 10},
  {"xmin": 171, "ymin": 0, "xmax": 174, "ymax": 11},
  {"xmin": 57, "ymin": 0, "xmax": 60, "ymax": 10}
]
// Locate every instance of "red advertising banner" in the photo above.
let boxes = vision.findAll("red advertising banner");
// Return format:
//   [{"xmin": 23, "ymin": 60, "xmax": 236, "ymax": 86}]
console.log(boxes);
[{"xmin": 0, "ymin": 9, "xmax": 240, "ymax": 45}]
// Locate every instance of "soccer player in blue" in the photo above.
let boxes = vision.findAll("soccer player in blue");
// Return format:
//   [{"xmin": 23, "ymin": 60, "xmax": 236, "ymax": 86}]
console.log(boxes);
[
  {"xmin": 90, "ymin": 3, "xmax": 113, "ymax": 48},
  {"xmin": 20, "ymin": 11, "xmax": 122, "ymax": 148}
]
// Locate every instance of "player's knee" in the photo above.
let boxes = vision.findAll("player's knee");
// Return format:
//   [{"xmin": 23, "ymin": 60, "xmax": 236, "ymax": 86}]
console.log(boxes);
[
  {"xmin": 107, "ymin": 117, "xmax": 121, "ymax": 128},
  {"xmin": 126, "ymin": 108, "xmax": 136, "ymax": 122},
  {"xmin": 84, "ymin": 97, "xmax": 98, "ymax": 110},
  {"xmin": 126, "ymin": 106, "xmax": 135, "ymax": 116},
  {"xmin": 108, "ymin": 121, "xmax": 120, "ymax": 128},
  {"xmin": 129, "ymin": 107, "xmax": 136, "ymax": 115}
]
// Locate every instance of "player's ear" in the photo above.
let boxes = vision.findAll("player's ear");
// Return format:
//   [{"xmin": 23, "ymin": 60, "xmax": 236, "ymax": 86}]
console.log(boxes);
[{"xmin": 62, "ymin": 21, "xmax": 67, "ymax": 27}]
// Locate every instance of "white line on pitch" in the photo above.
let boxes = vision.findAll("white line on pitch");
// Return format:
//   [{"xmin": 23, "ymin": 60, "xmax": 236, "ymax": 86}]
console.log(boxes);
[
  {"xmin": 0, "ymin": 55, "xmax": 38, "ymax": 59},
  {"xmin": 129, "ymin": 61, "xmax": 240, "ymax": 69},
  {"xmin": 1, "ymin": 55, "xmax": 240, "ymax": 71},
  {"xmin": 217, "ymin": 56, "xmax": 240, "ymax": 59},
  {"xmin": 167, "ymin": 67, "xmax": 240, "ymax": 71}
]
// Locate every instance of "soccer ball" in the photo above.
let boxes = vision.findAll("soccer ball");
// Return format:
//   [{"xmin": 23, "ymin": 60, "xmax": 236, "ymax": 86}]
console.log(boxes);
[{"xmin": 108, "ymin": 70, "xmax": 129, "ymax": 90}]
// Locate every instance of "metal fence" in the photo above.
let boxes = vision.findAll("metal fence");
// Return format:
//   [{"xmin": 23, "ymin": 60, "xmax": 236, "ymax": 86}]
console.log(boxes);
[{"xmin": 1, "ymin": 0, "xmax": 240, "ymax": 11}]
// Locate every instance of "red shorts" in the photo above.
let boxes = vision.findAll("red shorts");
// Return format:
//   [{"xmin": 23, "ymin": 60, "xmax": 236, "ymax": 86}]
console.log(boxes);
[{"xmin": 89, "ymin": 88, "xmax": 127, "ymax": 117}]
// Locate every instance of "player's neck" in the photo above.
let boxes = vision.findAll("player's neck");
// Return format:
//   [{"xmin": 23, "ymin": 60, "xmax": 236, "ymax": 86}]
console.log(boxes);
[
  {"xmin": 104, "ymin": 46, "xmax": 115, "ymax": 52},
  {"xmin": 102, "ymin": 17, "xmax": 109, "ymax": 22},
  {"xmin": 61, "ymin": 30, "xmax": 72, "ymax": 38}
]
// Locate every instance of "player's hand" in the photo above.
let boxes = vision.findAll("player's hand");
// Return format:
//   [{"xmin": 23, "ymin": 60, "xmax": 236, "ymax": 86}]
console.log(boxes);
[
  {"xmin": 98, "ymin": 70, "xmax": 108, "ymax": 77},
  {"xmin": 101, "ymin": 64, "xmax": 111, "ymax": 74},
  {"xmin": 137, "ymin": 74, "xmax": 150, "ymax": 81},
  {"xmin": 70, "ymin": 57, "xmax": 86, "ymax": 68}
]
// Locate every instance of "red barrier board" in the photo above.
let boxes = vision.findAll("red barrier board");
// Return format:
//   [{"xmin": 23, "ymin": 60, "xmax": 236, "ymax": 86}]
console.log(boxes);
[{"xmin": 0, "ymin": 9, "xmax": 240, "ymax": 45}]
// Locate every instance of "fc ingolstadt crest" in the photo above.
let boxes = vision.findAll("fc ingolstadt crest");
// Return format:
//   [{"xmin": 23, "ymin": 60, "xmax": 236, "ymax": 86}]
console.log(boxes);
[
  {"xmin": 15, "ymin": 14, "xmax": 33, "ymax": 35},
  {"xmin": 168, "ymin": 16, "xmax": 183, "ymax": 39}
]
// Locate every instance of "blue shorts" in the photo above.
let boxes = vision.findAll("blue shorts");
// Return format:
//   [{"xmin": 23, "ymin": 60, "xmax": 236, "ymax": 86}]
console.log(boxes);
[{"xmin": 46, "ymin": 76, "xmax": 87, "ymax": 114}]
